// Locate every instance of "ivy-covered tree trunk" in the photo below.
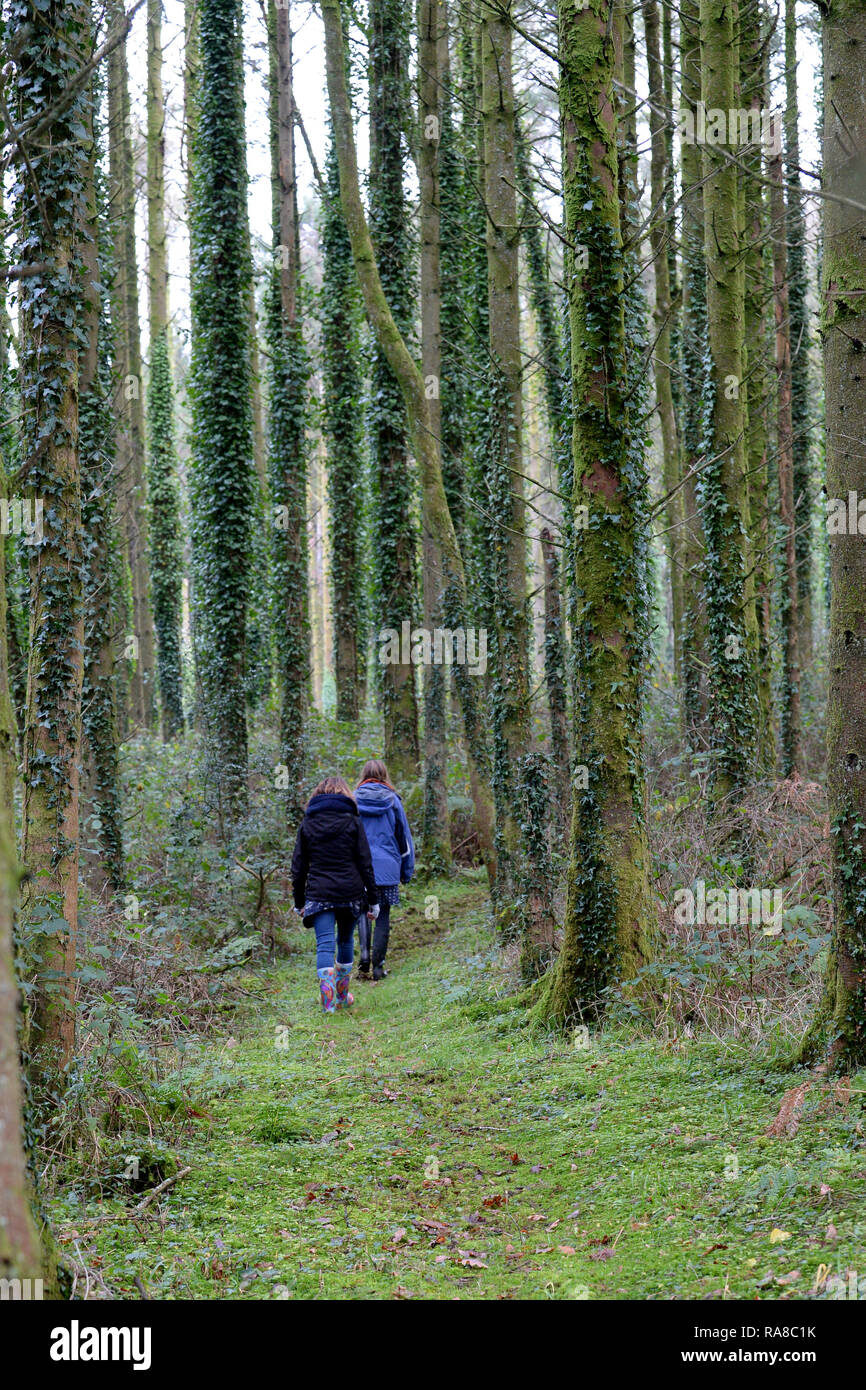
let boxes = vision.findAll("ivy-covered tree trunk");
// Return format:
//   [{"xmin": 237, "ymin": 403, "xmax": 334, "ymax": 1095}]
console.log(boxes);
[
  {"xmin": 800, "ymin": 0, "xmax": 866, "ymax": 1071},
  {"xmin": 146, "ymin": 0, "xmax": 185, "ymax": 741},
  {"xmin": 540, "ymin": 527, "xmax": 569, "ymax": 838},
  {"xmin": 80, "ymin": 85, "xmax": 125, "ymax": 893},
  {"xmin": 369, "ymin": 0, "xmax": 420, "ymax": 785},
  {"xmin": 268, "ymin": 0, "xmax": 308, "ymax": 821},
  {"xmin": 321, "ymin": 0, "xmax": 497, "ymax": 884},
  {"xmin": 770, "ymin": 126, "xmax": 802, "ymax": 778},
  {"xmin": 322, "ymin": 136, "xmax": 363, "ymax": 723},
  {"xmin": 189, "ymin": 0, "xmax": 254, "ymax": 821},
  {"xmin": 698, "ymin": 0, "xmax": 760, "ymax": 802},
  {"xmin": 12, "ymin": 0, "xmax": 88, "ymax": 1078},
  {"xmin": 106, "ymin": 0, "xmax": 156, "ymax": 732},
  {"xmin": 418, "ymin": 0, "xmax": 452, "ymax": 872},
  {"xmin": 539, "ymin": 0, "xmax": 652, "ymax": 1023},
  {"xmin": 0, "ymin": 771, "xmax": 43, "ymax": 1287},
  {"xmin": 0, "ymin": 213, "xmax": 41, "ymax": 1281},
  {"xmin": 480, "ymin": 0, "xmax": 534, "ymax": 930},
  {"xmin": 784, "ymin": 0, "xmax": 813, "ymax": 666},
  {"xmin": 679, "ymin": 0, "xmax": 709, "ymax": 747}
]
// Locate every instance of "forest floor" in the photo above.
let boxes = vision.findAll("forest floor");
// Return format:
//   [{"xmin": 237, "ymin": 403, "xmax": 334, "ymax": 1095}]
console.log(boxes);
[{"xmin": 53, "ymin": 871, "xmax": 866, "ymax": 1300}]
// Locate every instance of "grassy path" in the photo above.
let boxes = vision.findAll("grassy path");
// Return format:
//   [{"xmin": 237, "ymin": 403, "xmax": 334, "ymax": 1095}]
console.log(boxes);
[{"xmin": 58, "ymin": 874, "xmax": 866, "ymax": 1300}]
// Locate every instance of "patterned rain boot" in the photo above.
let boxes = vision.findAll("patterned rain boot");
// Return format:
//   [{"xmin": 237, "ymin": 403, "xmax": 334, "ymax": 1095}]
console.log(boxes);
[
  {"xmin": 317, "ymin": 966, "xmax": 336, "ymax": 1014},
  {"xmin": 335, "ymin": 962, "xmax": 355, "ymax": 1010}
]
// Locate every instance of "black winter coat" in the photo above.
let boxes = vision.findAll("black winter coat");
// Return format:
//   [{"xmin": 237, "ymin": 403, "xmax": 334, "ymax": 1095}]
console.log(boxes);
[{"xmin": 291, "ymin": 793, "xmax": 379, "ymax": 911}]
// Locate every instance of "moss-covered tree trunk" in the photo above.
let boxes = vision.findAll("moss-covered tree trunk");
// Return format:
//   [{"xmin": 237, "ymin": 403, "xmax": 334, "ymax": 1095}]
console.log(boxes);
[
  {"xmin": 369, "ymin": 0, "xmax": 420, "ymax": 785},
  {"xmin": 540, "ymin": 528, "xmax": 569, "ymax": 838},
  {"xmin": 770, "ymin": 126, "xmax": 802, "ymax": 778},
  {"xmin": 189, "ymin": 0, "xmax": 254, "ymax": 822},
  {"xmin": 785, "ymin": 0, "xmax": 813, "ymax": 666},
  {"xmin": 13, "ymin": 0, "xmax": 88, "ymax": 1079},
  {"xmin": 418, "ymin": 0, "xmax": 452, "ymax": 872},
  {"xmin": 0, "ymin": 205, "xmax": 42, "ymax": 1283},
  {"xmin": 321, "ymin": 0, "xmax": 497, "ymax": 884},
  {"xmin": 800, "ymin": 0, "xmax": 866, "ymax": 1071},
  {"xmin": 146, "ymin": 0, "xmax": 185, "ymax": 741},
  {"xmin": 699, "ymin": 0, "xmax": 760, "ymax": 803},
  {"xmin": 740, "ymin": 14, "xmax": 775, "ymax": 772},
  {"xmin": 539, "ymin": 0, "xmax": 652, "ymax": 1023},
  {"xmin": 480, "ymin": 0, "xmax": 536, "ymax": 934},
  {"xmin": 679, "ymin": 0, "xmax": 709, "ymax": 747}
]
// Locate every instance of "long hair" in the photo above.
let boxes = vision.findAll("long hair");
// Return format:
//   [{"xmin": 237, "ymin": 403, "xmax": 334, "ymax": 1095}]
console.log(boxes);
[
  {"xmin": 308, "ymin": 776, "xmax": 356, "ymax": 808},
  {"xmin": 357, "ymin": 758, "xmax": 396, "ymax": 791}
]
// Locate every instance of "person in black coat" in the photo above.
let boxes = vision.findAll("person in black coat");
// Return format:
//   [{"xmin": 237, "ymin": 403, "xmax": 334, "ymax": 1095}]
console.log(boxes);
[{"xmin": 291, "ymin": 777, "xmax": 379, "ymax": 1012}]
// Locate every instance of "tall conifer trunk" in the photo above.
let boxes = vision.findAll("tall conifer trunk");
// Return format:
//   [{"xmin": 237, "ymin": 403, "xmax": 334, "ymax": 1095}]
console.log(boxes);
[
  {"xmin": 801, "ymin": 0, "xmax": 866, "ymax": 1069},
  {"xmin": 540, "ymin": 0, "xmax": 652, "ymax": 1022},
  {"xmin": 699, "ymin": 0, "xmax": 760, "ymax": 802},
  {"xmin": 418, "ymin": 0, "xmax": 452, "ymax": 871},
  {"xmin": 369, "ymin": 0, "xmax": 420, "ymax": 784}
]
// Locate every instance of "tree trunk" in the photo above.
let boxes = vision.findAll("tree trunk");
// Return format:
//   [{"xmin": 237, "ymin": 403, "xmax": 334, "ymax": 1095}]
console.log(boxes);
[
  {"xmin": 268, "ymin": 0, "xmax": 309, "ymax": 821},
  {"xmin": 770, "ymin": 123, "xmax": 802, "ymax": 777},
  {"xmin": 146, "ymin": 0, "xmax": 185, "ymax": 741},
  {"xmin": 418, "ymin": 0, "xmax": 453, "ymax": 872},
  {"xmin": 799, "ymin": 0, "xmax": 866, "ymax": 1070},
  {"xmin": 784, "ymin": 0, "xmax": 814, "ymax": 666},
  {"xmin": 189, "ymin": 0, "xmax": 254, "ymax": 822},
  {"xmin": 14, "ymin": 0, "xmax": 88, "ymax": 1081},
  {"xmin": 540, "ymin": 528, "xmax": 569, "ymax": 839},
  {"xmin": 480, "ymin": 0, "xmax": 533, "ymax": 923},
  {"xmin": 679, "ymin": 0, "xmax": 709, "ymax": 747},
  {"xmin": 368, "ymin": 0, "xmax": 421, "ymax": 786},
  {"xmin": 322, "ymin": 136, "xmax": 363, "ymax": 723},
  {"xmin": 699, "ymin": 0, "xmax": 760, "ymax": 802},
  {"xmin": 539, "ymin": 0, "xmax": 652, "ymax": 1023},
  {"xmin": 740, "ymin": 2, "xmax": 775, "ymax": 771},
  {"xmin": 643, "ymin": 0, "xmax": 684, "ymax": 699},
  {"xmin": 81, "ymin": 86, "xmax": 125, "ymax": 893},
  {"xmin": 321, "ymin": 0, "xmax": 497, "ymax": 884}
]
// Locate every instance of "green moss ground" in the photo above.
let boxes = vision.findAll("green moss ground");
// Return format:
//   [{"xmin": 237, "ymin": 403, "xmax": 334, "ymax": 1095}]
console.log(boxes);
[{"xmin": 56, "ymin": 873, "xmax": 866, "ymax": 1299}]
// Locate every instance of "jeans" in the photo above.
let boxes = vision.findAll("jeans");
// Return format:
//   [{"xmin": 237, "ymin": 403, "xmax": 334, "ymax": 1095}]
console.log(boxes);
[
  {"xmin": 310, "ymin": 908, "xmax": 356, "ymax": 971},
  {"xmin": 358, "ymin": 903, "xmax": 392, "ymax": 967}
]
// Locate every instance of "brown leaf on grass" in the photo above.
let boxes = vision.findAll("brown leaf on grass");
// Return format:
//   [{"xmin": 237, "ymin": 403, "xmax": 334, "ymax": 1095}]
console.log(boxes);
[
  {"xmin": 456, "ymin": 1250, "xmax": 488, "ymax": 1268},
  {"xmin": 483, "ymin": 1194, "xmax": 506, "ymax": 1208},
  {"xmin": 589, "ymin": 1248, "xmax": 615, "ymax": 1261},
  {"xmin": 766, "ymin": 1081, "xmax": 812, "ymax": 1138},
  {"xmin": 775, "ymin": 1270, "xmax": 801, "ymax": 1286},
  {"xmin": 415, "ymin": 1217, "xmax": 452, "ymax": 1234},
  {"xmin": 557, "ymin": 1245, "xmax": 576, "ymax": 1256}
]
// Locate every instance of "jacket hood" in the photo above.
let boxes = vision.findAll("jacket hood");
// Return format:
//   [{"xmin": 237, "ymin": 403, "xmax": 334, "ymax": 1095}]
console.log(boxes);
[
  {"xmin": 356, "ymin": 781, "xmax": 399, "ymax": 816},
  {"xmin": 306, "ymin": 793, "xmax": 357, "ymax": 816}
]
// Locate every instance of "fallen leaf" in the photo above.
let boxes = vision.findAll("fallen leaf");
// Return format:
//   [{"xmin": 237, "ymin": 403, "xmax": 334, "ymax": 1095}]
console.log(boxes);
[
  {"xmin": 557, "ymin": 1245, "xmax": 576, "ymax": 1256},
  {"xmin": 769, "ymin": 1228, "xmax": 791, "ymax": 1244}
]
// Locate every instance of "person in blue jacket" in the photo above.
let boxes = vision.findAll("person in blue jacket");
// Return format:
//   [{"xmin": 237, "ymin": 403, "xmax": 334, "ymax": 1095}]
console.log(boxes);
[{"xmin": 354, "ymin": 759, "xmax": 415, "ymax": 980}]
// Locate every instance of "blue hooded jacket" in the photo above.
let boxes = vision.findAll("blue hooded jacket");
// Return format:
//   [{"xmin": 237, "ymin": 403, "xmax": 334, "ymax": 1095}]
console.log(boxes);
[{"xmin": 355, "ymin": 780, "xmax": 415, "ymax": 887}]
